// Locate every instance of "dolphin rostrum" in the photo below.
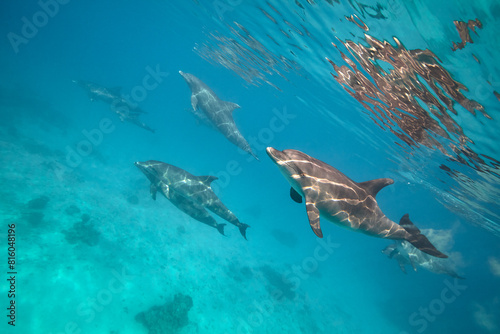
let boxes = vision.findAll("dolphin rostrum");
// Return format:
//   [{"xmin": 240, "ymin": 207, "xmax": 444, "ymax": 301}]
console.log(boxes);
[
  {"xmin": 382, "ymin": 238, "xmax": 464, "ymax": 278},
  {"xmin": 73, "ymin": 80, "xmax": 154, "ymax": 133},
  {"xmin": 266, "ymin": 147, "xmax": 447, "ymax": 258},
  {"xmin": 135, "ymin": 160, "xmax": 249, "ymax": 239},
  {"xmin": 179, "ymin": 71, "xmax": 258, "ymax": 160}
]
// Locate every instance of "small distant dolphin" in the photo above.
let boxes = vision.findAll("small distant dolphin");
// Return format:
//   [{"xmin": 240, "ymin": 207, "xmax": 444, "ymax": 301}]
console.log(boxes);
[
  {"xmin": 179, "ymin": 71, "xmax": 258, "ymax": 160},
  {"xmin": 135, "ymin": 160, "xmax": 249, "ymax": 239},
  {"xmin": 73, "ymin": 80, "xmax": 154, "ymax": 133},
  {"xmin": 382, "ymin": 241, "xmax": 464, "ymax": 278},
  {"xmin": 266, "ymin": 147, "xmax": 447, "ymax": 258}
]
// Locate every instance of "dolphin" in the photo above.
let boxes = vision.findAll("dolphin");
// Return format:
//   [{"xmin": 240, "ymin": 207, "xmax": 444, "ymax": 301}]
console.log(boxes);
[
  {"xmin": 135, "ymin": 160, "xmax": 249, "ymax": 239},
  {"xmin": 381, "ymin": 243, "xmax": 415, "ymax": 274},
  {"xmin": 179, "ymin": 71, "xmax": 258, "ymax": 160},
  {"xmin": 73, "ymin": 80, "xmax": 154, "ymax": 133},
  {"xmin": 266, "ymin": 147, "xmax": 447, "ymax": 258},
  {"xmin": 382, "ymin": 240, "xmax": 464, "ymax": 279}
]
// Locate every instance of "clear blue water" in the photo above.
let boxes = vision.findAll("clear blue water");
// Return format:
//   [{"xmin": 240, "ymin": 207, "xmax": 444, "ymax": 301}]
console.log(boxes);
[{"xmin": 1, "ymin": 0, "xmax": 500, "ymax": 333}]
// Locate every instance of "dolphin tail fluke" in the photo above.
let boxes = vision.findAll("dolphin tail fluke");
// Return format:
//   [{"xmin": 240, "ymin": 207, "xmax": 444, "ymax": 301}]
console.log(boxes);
[
  {"xmin": 217, "ymin": 223, "xmax": 226, "ymax": 236},
  {"xmin": 448, "ymin": 270, "xmax": 466, "ymax": 280},
  {"xmin": 238, "ymin": 223, "xmax": 250, "ymax": 240},
  {"xmin": 250, "ymin": 151, "xmax": 260, "ymax": 161},
  {"xmin": 400, "ymin": 214, "xmax": 448, "ymax": 258}
]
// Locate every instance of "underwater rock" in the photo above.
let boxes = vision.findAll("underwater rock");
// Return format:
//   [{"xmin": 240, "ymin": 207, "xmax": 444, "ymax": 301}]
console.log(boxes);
[
  {"xmin": 226, "ymin": 262, "xmax": 254, "ymax": 282},
  {"xmin": 271, "ymin": 229, "xmax": 299, "ymax": 248},
  {"xmin": 23, "ymin": 139, "xmax": 56, "ymax": 157},
  {"xmin": 240, "ymin": 266, "xmax": 253, "ymax": 280},
  {"xmin": 260, "ymin": 265, "xmax": 296, "ymax": 300},
  {"xmin": 81, "ymin": 213, "xmax": 91, "ymax": 223},
  {"xmin": 27, "ymin": 195, "xmax": 50, "ymax": 210},
  {"xmin": 127, "ymin": 195, "xmax": 139, "ymax": 205},
  {"xmin": 135, "ymin": 293, "xmax": 193, "ymax": 334},
  {"xmin": 24, "ymin": 211, "xmax": 45, "ymax": 226},
  {"xmin": 62, "ymin": 214, "xmax": 100, "ymax": 246},
  {"xmin": 176, "ymin": 225, "xmax": 186, "ymax": 235},
  {"xmin": 65, "ymin": 205, "xmax": 81, "ymax": 216}
]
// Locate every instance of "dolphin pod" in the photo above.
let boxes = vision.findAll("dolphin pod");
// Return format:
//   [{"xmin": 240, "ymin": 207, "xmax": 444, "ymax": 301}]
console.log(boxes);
[
  {"xmin": 266, "ymin": 147, "xmax": 447, "ymax": 258},
  {"xmin": 74, "ymin": 71, "xmax": 455, "ymax": 261}
]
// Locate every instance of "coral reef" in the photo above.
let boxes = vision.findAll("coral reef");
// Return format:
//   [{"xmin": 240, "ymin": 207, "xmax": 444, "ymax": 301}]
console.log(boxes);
[
  {"xmin": 271, "ymin": 229, "xmax": 299, "ymax": 248},
  {"xmin": 27, "ymin": 195, "xmax": 50, "ymax": 210},
  {"xmin": 226, "ymin": 262, "xmax": 254, "ymax": 282},
  {"xmin": 65, "ymin": 204, "xmax": 81, "ymax": 216},
  {"xmin": 24, "ymin": 211, "xmax": 45, "ymax": 226},
  {"xmin": 24, "ymin": 195, "xmax": 50, "ymax": 226},
  {"xmin": 62, "ymin": 214, "xmax": 100, "ymax": 246},
  {"xmin": 260, "ymin": 265, "xmax": 296, "ymax": 300},
  {"xmin": 127, "ymin": 195, "xmax": 139, "ymax": 205},
  {"xmin": 135, "ymin": 293, "xmax": 193, "ymax": 334}
]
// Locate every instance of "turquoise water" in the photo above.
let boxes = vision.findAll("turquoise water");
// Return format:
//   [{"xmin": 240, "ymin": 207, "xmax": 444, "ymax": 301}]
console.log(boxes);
[{"xmin": 1, "ymin": 0, "xmax": 500, "ymax": 333}]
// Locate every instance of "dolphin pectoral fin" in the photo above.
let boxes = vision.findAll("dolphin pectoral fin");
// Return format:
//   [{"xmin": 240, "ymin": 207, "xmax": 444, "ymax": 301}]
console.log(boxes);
[
  {"xmin": 150, "ymin": 183, "xmax": 158, "ymax": 200},
  {"xmin": 290, "ymin": 187, "xmax": 303, "ymax": 203},
  {"xmin": 408, "ymin": 255, "xmax": 418, "ymax": 272},
  {"xmin": 357, "ymin": 178, "xmax": 394, "ymax": 197},
  {"xmin": 306, "ymin": 202, "xmax": 323, "ymax": 238},
  {"xmin": 397, "ymin": 261, "xmax": 408, "ymax": 274},
  {"xmin": 409, "ymin": 261, "xmax": 418, "ymax": 272},
  {"xmin": 198, "ymin": 175, "xmax": 218, "ymax": 186},
  {"xmin": 388, "ymin": 248, "xmax": 399, "ymax": 259},
  {"xmin": 191, "ymin": 95, "xmax": 198, "ymax": 111},
  {"xmin": 159, "ymin": 183, "xmax": 171, "ymax": 200}
]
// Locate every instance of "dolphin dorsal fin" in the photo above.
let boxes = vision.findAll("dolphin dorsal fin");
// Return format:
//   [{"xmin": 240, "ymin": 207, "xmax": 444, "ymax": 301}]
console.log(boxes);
[
  {"xmin": 357, "ymin": 178, "xmax": 394, "ymax": 197},
  {"xmin": 399, "ymin": 213, "xmax": 421, "ymax": 234},
  {"xmin": 224, "ymin": 101, "xmax": 241, "ymax": 113},
  {"xmin": 198, "ymin": 175, "xmax": 218, "ymax": 186}
]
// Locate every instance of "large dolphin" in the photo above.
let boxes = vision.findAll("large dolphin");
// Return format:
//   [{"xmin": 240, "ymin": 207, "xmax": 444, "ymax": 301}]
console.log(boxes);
[
  {"xmin": 382, "ymin": 240, "xmax": 464, "ymax": 278},
  {"xmin": 266, "ymin": 147, "xmax": 447, "ymax": 258},
  {"xmin": 73, "ymin": 80, "xmax": 154, "ymax": 133},
  {"xmin": 179, "ymin": 71, "xmax": 258, "ymax": 160},
  {"xmin": 135, "ymin": 160, "xmax": 249, "ymax": 239}
]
